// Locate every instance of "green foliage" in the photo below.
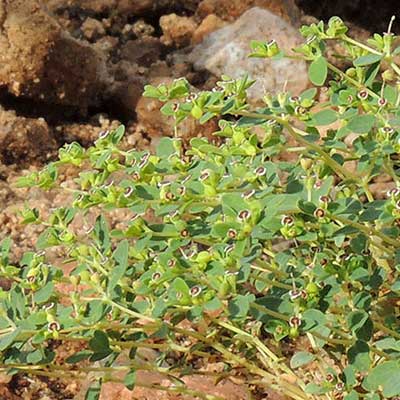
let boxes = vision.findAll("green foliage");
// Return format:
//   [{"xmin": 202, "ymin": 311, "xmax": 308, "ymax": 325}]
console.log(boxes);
[{"xmin": 1, "ymin": 16, "xmax": 400, "ymax": 400}]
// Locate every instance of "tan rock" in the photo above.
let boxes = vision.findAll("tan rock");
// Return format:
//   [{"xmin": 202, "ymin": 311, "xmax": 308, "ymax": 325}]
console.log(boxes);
[
  {"xmin": 160, "ymin": 14, "xmax": 198, "ymax": 47},
  {"xmin": 192, "ymin": 14, "xmax": 226, "ymax": 44},
  {"xmin": 81, "ymin": 17, "xmax": 106, "ymax": 40},
  {"xmin": 0, "ymin": 0, "xmax": 111, "ymax": 109}
]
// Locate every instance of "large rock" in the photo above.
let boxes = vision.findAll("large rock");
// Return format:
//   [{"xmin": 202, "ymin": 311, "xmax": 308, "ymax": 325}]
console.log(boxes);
[
  {"xmin": 0, "ymin": 0, "xmax": 111, "ymax": 109},
  {"xmin": 189, "ymin": 7, "xmax": 308, "ymax": 102},
  {"xmin": 0, "ymin": 108, "xmax": 57, "ymax": 165}
]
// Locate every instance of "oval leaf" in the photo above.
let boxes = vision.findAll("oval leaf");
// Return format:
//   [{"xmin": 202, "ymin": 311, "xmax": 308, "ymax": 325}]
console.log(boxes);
[
  {"xmin": 290, "ymin": 351, "xmax": 315, "ymax": 368},
  {"xmin": 308, "ymin": 56, "xmax": 328, "ymax": 86}
]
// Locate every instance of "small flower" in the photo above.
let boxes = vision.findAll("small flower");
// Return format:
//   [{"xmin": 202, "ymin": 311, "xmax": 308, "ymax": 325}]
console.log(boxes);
[
  {"xmin": 152, "ymin": 272, "xmax": 161, "ymax": 281},
  {"xmin": 199, "ymin": 170, "xmax": 210, "ymax": 181},
  {"xmin": 167, "ymin": 259, "xmax": 176, "ymax": 268},
  {"xmin": 320, "ymin": 258, "xmax": 328, "ymax": 267},
  {"xmin": 165, "ymin": 191, "xmax": 175, "ymax": 201},
  {"xmin": 190, "ymin": 286, "xmax": 202, "ymax": 297},
  {"xmin": 300, "ymin": 290, "xmax": 308, "ymax": 299},
  {"xmin": 124, "ymin": 187, "xmax": 134, "ymax": 198},
  {"xmin": 289, "ymin": 96, "xmax": 300, "ymax": 103},
  {"xmin": 158, "ymin": 180, "xmax": 171, "ymax": 188},
  {"xmin": 181, "ymin": 174, "xmax": 192, "ymax": 184},
  {"xmin": 224, "ymin": 244, "xmax": 235, "ymax": 255},
  {"xmin": 228, "ymin": 229, "xmax": 237, "ymax": 239},
  {"xmin": 242, "ymin": 189, "xmax": 255, "ymax": 199},
  {"xmin": 254, "ymin": 166, "xmax": 266, "ymax": 176},
  {"xmin": 314, "ymin": 180, "xmax": 323, "ymax": 189},
  {"xmin": 266, "ymin": 119, "xmax": 277, "ymax": 126},
  {"xmin": 289, "ymin": 316, "xmax": 302, "ymax": 328},
  {"xmin": 326, "ymin": 373, "xmax": 335, "ymax": 383},
  {"xmin": 177, "ymin": 186, "xmax": 186, "ymax": 196},
  {"xmin": 314, "ymin": 208, "xmax": 326, "ymax": 218},
  {"xmin": 306, "ymin": 35, "xmax": 316, "ymax": 44},
  {"xmin": 172, "ymin": 103, "xmax": 180, "ymax": 112},
  {"xmin": 347, "ymin": 95, "xmax": 353, "ymax": 102},
  {"xmin": 281, "ymin": 215, "xmax": 294, "ymax": 226},
  {"xmin": 27, "ymin": 275, "xmax": 36, "ymax": 284},
  {"xmin": 378, "ymin": 97, "xmax": 387, "ymax": 107},
  {"xmin": 357, "ymin": 90, "xmax": 368, "ymax": 100},
  {"xmin": 387, "ymin": 187, "xmax": 400, "ymax": 197},
  {"xmin": 186, "ymin": 93, "xmax": 198, "ymax": 102},
  {"xmin": 36, "ymin": 250, "xmax": 46, "ymax": 257},
  {"xmin": 98, "ymin": 130, "xmax": 110, "ymax": 139},
  {"xmin": 289, "ymin": 289, "xmax": 302, "ymax": 300},
  {"xmin": 48, "ymin": 321, "xmax": 61, "ymax": 332},
  {"xmin": 132, "ymin": 172, "xmax": 140, "ymax": 181},
  {"xmin": 295, "ymin": 106, "xmax": 306, "ymax": 115},
  {"xmin": 319, "ymin": 195, "xmax": 331, "ymax": 203},
  {"xmin": 43, "ymin": 302, "xmax": 55, "ymax": 311},
  {"xmin": 180, "ymin": 229, "xmax": 189, "ymax": 238},
  {"xmin": 237, "ymin": 209, "xmax": 251, "ymax": 221},
  {"xmin": 130, "ymin": 212, "xmax": 140, "ymax": 221},
  {"xmin": 335, "ymin": 382, "xmax": 344, "ymax": 392},
  {"xmin": 383, "ymin": 126, "xmax": 394, "ymax": 134}
]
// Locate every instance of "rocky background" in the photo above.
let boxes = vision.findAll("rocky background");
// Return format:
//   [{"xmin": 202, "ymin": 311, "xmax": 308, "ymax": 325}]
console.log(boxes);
[{"xmin": 0, "ymin": 0, "xmax": 398, "ymax": 399}]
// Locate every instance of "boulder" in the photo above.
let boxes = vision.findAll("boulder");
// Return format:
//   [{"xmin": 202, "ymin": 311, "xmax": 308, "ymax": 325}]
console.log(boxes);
[
  {"xmin": 0, "ymin": 108, "xmax": 57, "ymax": 165},
  {"xmin": 189, "ymin": 7, "xmax": 308, "ymax": 102},
  {"xmin": 0, "ymin": 0, "xmax": 111, "ymax": 109}
]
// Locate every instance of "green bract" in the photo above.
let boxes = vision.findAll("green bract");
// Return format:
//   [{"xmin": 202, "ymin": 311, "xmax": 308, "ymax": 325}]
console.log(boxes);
[{"xmin": 1, "ymin": 16, "xmax": 400, "ymax": 400}]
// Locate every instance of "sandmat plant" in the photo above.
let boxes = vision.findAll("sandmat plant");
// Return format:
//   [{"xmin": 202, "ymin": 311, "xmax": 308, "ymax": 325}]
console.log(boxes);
[{"xmin": 1, "ymin": 16, "xmax": 400, "ymax": 400}]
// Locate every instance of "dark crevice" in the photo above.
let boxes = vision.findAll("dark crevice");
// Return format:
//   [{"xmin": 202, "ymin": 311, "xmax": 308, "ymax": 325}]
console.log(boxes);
[{"xmin": 295, "ymin": 0, "xmax": 400, "ymax": 34}]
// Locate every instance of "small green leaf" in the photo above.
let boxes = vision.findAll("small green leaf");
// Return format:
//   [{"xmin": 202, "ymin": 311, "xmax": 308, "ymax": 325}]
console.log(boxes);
[
  {"xmin": 308, "ymin": 56, "xmax": 328, "ymax": 86},
  {"xmin": 348, "ymin": 340, "xmax": 370, "ymax": 371},
  {"xmin": 313, "ymin": 109, "xmax": 338, "ymax": 126},
  {"xmin": 0, "ymin": 329, "xmax": 20, "ymax": 351},
  {"xmin": 347, "ymin": 114, "xmax": 375, "ymax": 133},
  {"xmin": 362, "ymin": 360, "xmax": 400, "ymax": 397},
  {"xmin": 354, "ymin": 53, "xmax": 382, "ymax": 67},
  {"xmin": 85, "ymin": 381, "xmax": 102, "ymax": 400},
  {"xmin": 290, "ymin": 351, "xmax": 315, "ymax": 368},
  {"xmin": 124, "ymin": 369, "xmax": 136, "ymax": 390}
]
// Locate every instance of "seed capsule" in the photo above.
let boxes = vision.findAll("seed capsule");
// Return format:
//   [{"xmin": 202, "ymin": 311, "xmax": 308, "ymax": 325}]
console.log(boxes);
[
  {"xmin": 335, "ymin": 382, "xmax": 344, "ymax": 392},
  {"xmin": 165, "ymin": 191, "xmax": 175, "ymax": 201},
  {"xmin": 132, "ymin": 172, "xmax": 140, "ymax": 181},
  {"xmin": 190, "ymin": 286, "xmax": 202, "ymax": 297}
]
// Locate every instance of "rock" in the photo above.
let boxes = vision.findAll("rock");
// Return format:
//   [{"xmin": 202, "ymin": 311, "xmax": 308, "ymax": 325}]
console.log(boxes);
[
  {"xmin": 160, "ymin": 13, "xmax": 198, "ymax": 47},
  {"xmin": 81, "ymin": 17, "xmax": 106, "ymax": 41},
  {"xmin": 0, "ymin": 109, "xmax": 57, "ymax": 165},
  {"xmin": 197, "ymin": 0, "xmax": 300, "ymax": 23},
  {"xmin": 46, "ymin": 0, "xmax": 154, "ymax": 15},
  {"xmin": 0, "ymin": 0, "xmax": 111, "ymax": 110},
  {"xmin": 189, "ymin": 7, "xmax": 308, "ymax": 102},
  {"xmin": 132, "ymin": 19, "xmax": 156, "ymax": 37},
  {"xmin": 192, "ymin": 14, "xmax": 226, "ymax": 44},
  {"xmin": 121, "ymin": 37, "xmax": 165, "ymax": 67}
]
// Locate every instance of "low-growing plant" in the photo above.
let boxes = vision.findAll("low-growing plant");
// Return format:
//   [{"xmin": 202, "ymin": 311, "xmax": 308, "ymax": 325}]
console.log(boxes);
[{"xmin": 1, "ymin": 16, "xmax": 400, "ymax": 400}]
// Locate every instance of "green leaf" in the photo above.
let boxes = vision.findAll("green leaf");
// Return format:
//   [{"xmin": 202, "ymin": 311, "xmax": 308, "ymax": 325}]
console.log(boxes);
[
  {"xmin": 347, "ymin": 114, "xmax": 375, "ymax": 133},
  {"xmin": 347, "ymin": 310, "xmax": 373, "ymax": 340},
  {"xmin": 313, "ymin": 109, "xmax": 338, "ymax": 126},
  {"xmin": 344, "ymin": 391, "xmax": 359, "ymax": 400},
  {"xmin": 308, "ymin": 56, "xmax": 328, "ymax": 86},
  {"xmin": 362, "ymin": 360, "xmax": 400, "ymax": 397},
  {"xmin": 108, "ymin": 240, "xmax": 129, "ymax": 294},
  {"xmin": 0, "ymin": 329, "xmax": 20, "ymax": 351},
  {"xmin": 348, "ymin": 340, "xmax": 370, "ymax": 371},
  {"xmin": 290, "ymin": 351, "xmax": 315, "ymax": 368},
  {"xmin": 124, "ymin": 369, "xmax": 136, "ymax": 390},
  {"xmin": 228, "ymin": 294, "xmax": 254, "ymax": 319},
  {"xmin": 85, "ymin": 381, "xmax": 102, "ymax": 400},
  {"xmin": 94, "ymin": 215, "xmax": 111, "ymax": 253},
  {"xmin": 354, "ymin": 53, "xmax": 382, "ymax": 67},
  {"xmin": 33, "ymin": 282, "xmax": 54, "ymax": 304},
  {"xmin": 89, "ymin": 330, "xmax": 112, "ymax": 361}
]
